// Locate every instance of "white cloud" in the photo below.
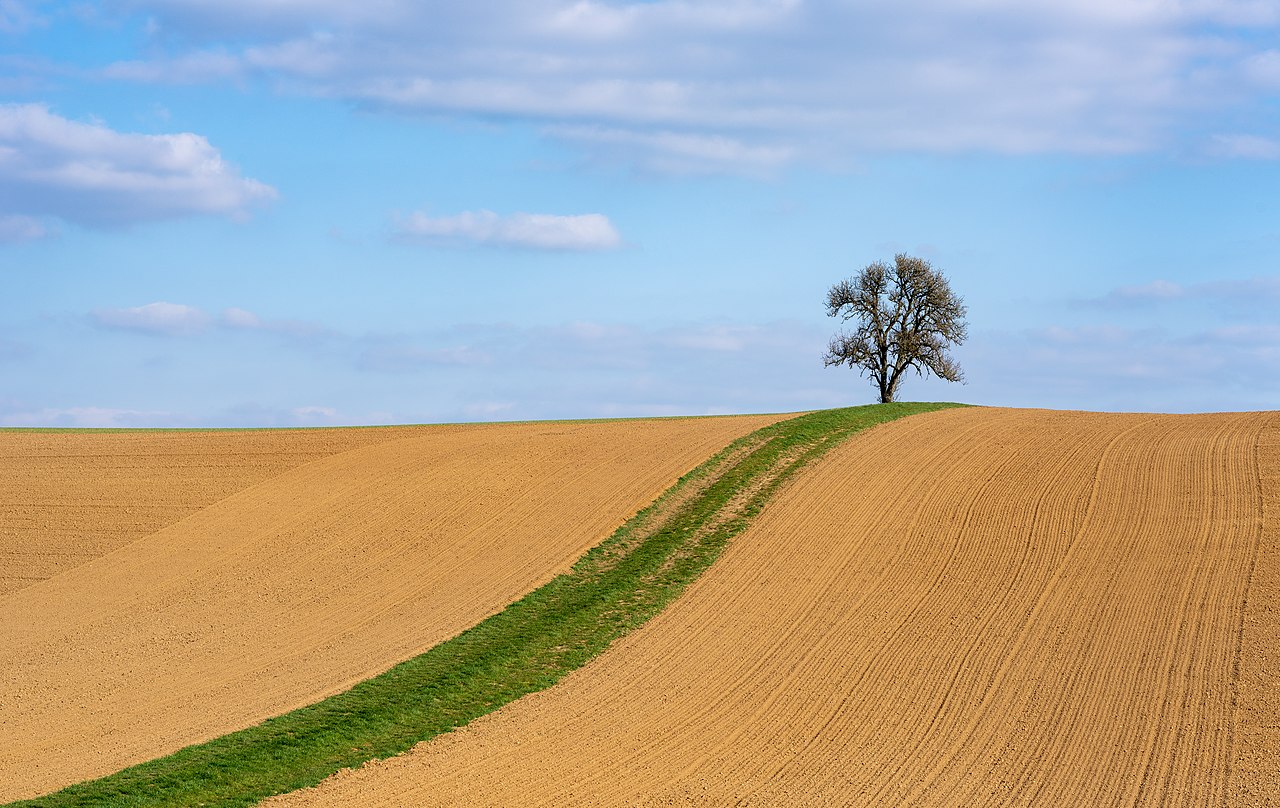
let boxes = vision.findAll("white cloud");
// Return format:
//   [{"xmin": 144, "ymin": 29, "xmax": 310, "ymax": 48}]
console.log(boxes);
[
  {"xmin": 394, "ymin": 209, "xmax": 622, "ymax": 250},
  {"xmin": 85, "ymin": 1, "xmax": 1280, "ymax": 170},
  {"xmin": 92, "ymin": 301, "xmax": 213, "ymax": 335},
  {"xmin": 220, "ymin": 306, "xmax": 262, "ymax": 329},
  {"xmin": 0, "ymin": 214, "xmax": 51, "ymax": 243},
  {"xmin": 0, "ymin": 104, "xmax": 276, "ymax": 227}
]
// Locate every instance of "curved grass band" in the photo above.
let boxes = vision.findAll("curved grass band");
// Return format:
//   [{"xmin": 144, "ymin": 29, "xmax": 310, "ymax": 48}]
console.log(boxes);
[{"xmin": 11, "ymin": 402, "xmax": 963, "ymax": 808}]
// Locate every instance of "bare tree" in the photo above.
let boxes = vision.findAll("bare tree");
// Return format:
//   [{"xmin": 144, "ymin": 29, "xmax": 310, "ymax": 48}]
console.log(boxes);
[{"xmin": 823, "ymin": 254, "xmax": 968, "ymax": 403}]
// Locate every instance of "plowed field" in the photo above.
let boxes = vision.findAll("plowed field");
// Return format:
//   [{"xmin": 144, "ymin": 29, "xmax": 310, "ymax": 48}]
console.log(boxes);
[
  {"xmin": 274, "ymin": 407, "xmax": 1278, "ymax": 807},
  {"xmin": 0, "ymin": 414, "xmax": 784, "ymax": 802},
  {"xmin": 0, "ymin": 427, "xmax": 426, "ymax": 594}
]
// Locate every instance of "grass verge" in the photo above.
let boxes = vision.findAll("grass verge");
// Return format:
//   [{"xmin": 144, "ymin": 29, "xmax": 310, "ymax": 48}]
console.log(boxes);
[{"xmin": 9, "ymin": 402, "xmax": 963, "ymax": 807}]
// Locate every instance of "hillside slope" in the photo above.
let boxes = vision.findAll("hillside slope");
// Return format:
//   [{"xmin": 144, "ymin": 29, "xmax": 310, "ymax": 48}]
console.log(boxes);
[
  {"xmin": 273, "ymin": 407, "xmax": 1278, "ymax": 807},
  {"xmin": 0, "ymin": 414, "xmax": 784, "ymax": 802},
  {"xmin": 0, "ymin": 426, "xmax": 426, "ymax": 594}
]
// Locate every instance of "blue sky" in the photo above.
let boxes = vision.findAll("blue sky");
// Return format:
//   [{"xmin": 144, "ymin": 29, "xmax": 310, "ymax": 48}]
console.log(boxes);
[{"xmin": 2, "ymin": 1, "xmax": 1279, "ymax": 426}]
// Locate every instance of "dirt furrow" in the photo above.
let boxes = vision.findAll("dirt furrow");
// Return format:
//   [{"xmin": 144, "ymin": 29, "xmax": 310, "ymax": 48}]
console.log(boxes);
[
  {"xmin": 0, "ymin": 414, "xmax": 784, "ymax": 803},
  {"xmin": 271, "ymin": 407, "xmax": 1274, "ymax": 807},
  {"xmin": 1227, "ymin": 415, "xmax": 1280, "ymax": 806}
]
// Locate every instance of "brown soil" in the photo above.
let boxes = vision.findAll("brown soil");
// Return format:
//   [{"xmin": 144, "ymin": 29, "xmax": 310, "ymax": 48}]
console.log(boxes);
[
  {"xmin": 272, "ymin": 407, "xmax": 1278, "ymax": 807},
  {"xmin": 0, "ymin": 414, "xmax": 784, "ymax": 802},
  {"xmin": 0, "ymin": 427, "xmax": 427, "ymax": 594},
  {"xmin": 1228, "ymin": 416, "xmax": 1280, "ymax": 805}
]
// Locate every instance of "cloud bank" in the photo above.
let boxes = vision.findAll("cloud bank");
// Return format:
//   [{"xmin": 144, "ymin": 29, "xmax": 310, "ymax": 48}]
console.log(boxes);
[{"xmin": 78, "ymin": 1, "xmax": 1280, "ymax": 171}]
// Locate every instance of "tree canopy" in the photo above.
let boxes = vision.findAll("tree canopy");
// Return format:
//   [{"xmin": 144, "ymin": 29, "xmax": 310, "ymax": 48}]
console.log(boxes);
[{"xmin": 823, "ymin": 254, "xmax": 968, "ymax": 403}]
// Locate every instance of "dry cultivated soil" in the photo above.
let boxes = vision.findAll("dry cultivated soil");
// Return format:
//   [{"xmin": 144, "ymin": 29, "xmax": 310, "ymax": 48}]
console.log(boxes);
[
  {"xmin": 0, "ymin": 427, "xmax": 429, "ymax": 594},
  {"xmin": 0, "ymin": 414, "xmax": 784, "ymax": 802},
  {"xmin": 272, "ymin": 407, "xmax": 1280, "ymax": 807}
]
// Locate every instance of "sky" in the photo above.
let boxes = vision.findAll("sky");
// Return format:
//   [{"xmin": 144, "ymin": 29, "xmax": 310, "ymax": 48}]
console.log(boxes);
[{"xmin": 2, "ymin": 0, "xmax": 1279, "ymax": 427}]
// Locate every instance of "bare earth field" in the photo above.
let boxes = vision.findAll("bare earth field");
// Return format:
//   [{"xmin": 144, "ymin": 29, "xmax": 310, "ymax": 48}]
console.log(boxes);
[
  {"xmin": 0, "ymin": 414, "xmax": 784, "ymax": 802},
  {"xmin": 273, "ymin": 407, "xmax": 1279, "ymax": 807},
  {"xmin": 0, "ymin": 426, "xmax": 427, "ymax": 594}
]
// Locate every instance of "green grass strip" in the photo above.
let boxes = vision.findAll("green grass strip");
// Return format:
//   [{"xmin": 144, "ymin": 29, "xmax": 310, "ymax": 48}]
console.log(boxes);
[{"xmin": 9, "ymin": 402, "xmax": 964, "ymax": 808}]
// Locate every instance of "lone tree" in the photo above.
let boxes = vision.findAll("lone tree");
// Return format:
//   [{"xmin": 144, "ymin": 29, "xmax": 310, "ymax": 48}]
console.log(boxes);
[{"xmin": 823, "ymin": 253, "xmax": 968, "ymax": 403}]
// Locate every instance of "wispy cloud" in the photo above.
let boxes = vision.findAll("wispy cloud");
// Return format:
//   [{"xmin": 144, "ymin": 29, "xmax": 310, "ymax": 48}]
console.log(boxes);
[
  {"xmin": 549, "ymin": 126, "xmax": 794, "ymax": 175},
  {"xmin": 0, "ymin": 336, "xmax": 31, "ymax": 360},
  {"xmin": 948, "ymin": 319, "xmax": 1280, "ymax": 413},
  {"xmin": 37, "ymin": 304, "xmax": 1280, "ymax": 426},
  {"xmin": 358, "ymin": 342, "xmax": 493, "ymax": 371},
  {"xmin": 92, "ymin": 302, "xmax": 213, "ymax": 336},
  {"xmin": 1207, "ymin": 133, "xmax": 1280, "ymax": 160},
  {"xmin": 1085, "ymin": 276, "xmax": 1280, "ymax": 307},
  {"xmin": 101, "ymin": 50, "xmax": 243, "ymax": 84},
  {"xmin": 80, "ymin": 1, "xmax": 1280, "ymax": 171},
  {"xmin": 1206, "ymin": 324, "xmax": 1280, "ymax": 343},
  {"xmin": 1243, "ymin": 48, "xmax": 1280, "ymax": 86},
  {"xmin": 287, "ymin": 405, "xmax": 340, "ymax": 425},
  {"xmin": 1073, "ymin": 323, "xmax": 1280, "ymax": 384},
  {"xmin": 0, "ymin": 405, "xmax": 178, "ymax": 428},
  {"xmin": 0, "ymin": 402, "xmax": 357, "ymax": 428},
  {"xmin": 219, "ymin": 307, "xmax": 331, "ymax": 337},
  {"xmin": 0, "ymin": 214, "xmax": 51, "ymax": 243},
  {"xmin": 0, "ymin": 104, "xmax": 276, "ymax": 228},
  {"xmin": 0, "ymin": 0, "xmax": 42, "ymax": 34},
  {"xmin": 91, "ymin": 303, "xmax": 330, "ymax": 338},
  {"xmin": 1097, "ymin": 279, "xmax": 1190, "ymax": 304},
  {"xmin": 394, "ymin": 209, "xmax": 622, "ymax": 251},
  {"xmin": 353, "ymin": 320, "xmax": 838, "ymax": 416}
]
